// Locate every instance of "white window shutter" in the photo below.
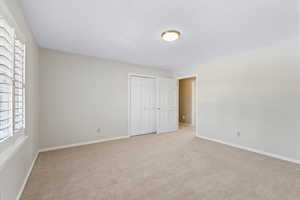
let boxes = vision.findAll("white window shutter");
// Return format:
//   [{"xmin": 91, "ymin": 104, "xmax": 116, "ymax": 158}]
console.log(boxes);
[
  {"xmin": 13, "ymin": 39, "xmax": 25, "ymax": 132},
  {"xmin": 0, "ymin": 17, "xmax": 14, "ymax": 140}
]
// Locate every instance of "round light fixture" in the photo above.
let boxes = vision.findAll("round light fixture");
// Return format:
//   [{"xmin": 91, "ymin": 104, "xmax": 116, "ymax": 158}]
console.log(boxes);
[{"xmin": 161, "ymin": 30, "xmax": 180, "ymax": 42}]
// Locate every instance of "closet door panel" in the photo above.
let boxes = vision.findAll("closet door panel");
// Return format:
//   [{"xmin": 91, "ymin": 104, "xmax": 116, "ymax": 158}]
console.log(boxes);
[
  {"xmin": 131, "ymin": 76, "xmax": 156, "ymax": 136},
  {"xmin": 149, "ymin": 78, "xmax": 156, "ymax": 132},
  {"xmin": 157, "ymin": 78, "xmax": 178, "ymax": 133},
  {"xmin": 131, "ymin": 77, "xmax": 143, "ymax": 135},
  {"xmin": 143, "ymin": 78, "xmax": 156, "ymax": 133}
]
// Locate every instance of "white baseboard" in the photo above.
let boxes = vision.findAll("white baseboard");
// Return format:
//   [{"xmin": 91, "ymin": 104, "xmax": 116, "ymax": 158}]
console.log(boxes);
[
  {"xmin": 39, "ymin": 136, "xmax": 130, "ymax": 152},
  {"xmin": 16, "ymin": 151, "xmax": 39, "ymax": 200},
  {"xmin": 196, "ymin": 135, "xmax": 300, "ymax": 165}
]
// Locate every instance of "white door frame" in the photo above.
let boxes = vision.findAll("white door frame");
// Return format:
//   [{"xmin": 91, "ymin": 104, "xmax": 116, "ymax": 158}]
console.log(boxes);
[
  {"xmin": 176, "ymin": 74, "xmax": 198, "ymax": 136},
  {"xmin": 128, "ymin": 73, "xmax": 157, "ymax": 137}
]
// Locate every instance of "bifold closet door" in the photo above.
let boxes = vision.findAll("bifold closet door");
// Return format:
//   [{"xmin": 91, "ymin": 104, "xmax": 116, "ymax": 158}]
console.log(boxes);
[{"xmin": 131, "ymin": 76, "xmax": 156, "ymax": 136}]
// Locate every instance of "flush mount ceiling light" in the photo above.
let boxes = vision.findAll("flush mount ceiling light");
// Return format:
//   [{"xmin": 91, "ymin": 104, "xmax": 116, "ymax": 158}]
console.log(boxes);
[{"xmin": 161, "ymin": 30, "xmax": 181, "ymax": 42}]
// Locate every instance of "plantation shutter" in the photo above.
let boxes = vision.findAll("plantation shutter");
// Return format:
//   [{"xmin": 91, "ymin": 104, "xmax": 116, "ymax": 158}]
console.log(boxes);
[
  {"xmin": 0, "ymin": 17, "xmax": 14, "ymax": 140},
  {"xmin": 13, "ymin": 39, "xmax": 25, "ymax": 132}
]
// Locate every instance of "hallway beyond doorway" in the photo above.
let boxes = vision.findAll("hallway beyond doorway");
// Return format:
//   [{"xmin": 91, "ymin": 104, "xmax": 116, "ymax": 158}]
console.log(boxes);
[{"xmin": 178, "ymin": 76, "xmax": 196, "ymax": 134}]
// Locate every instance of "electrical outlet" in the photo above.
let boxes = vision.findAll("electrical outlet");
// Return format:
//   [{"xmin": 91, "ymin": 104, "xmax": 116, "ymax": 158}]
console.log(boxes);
[
  {"xmin": 236, "ymin": 131, "xmax": 241, "ymax": 137},
  {"xmin": 96, "ymin": 128, "xmax": 101, "ymax": 134}
]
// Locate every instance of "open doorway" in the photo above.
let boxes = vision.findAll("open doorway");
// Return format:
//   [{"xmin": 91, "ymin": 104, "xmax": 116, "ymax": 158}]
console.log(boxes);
[{"xmin": 178, "ymin": 76, "xmax": 197, "ymax": 135}]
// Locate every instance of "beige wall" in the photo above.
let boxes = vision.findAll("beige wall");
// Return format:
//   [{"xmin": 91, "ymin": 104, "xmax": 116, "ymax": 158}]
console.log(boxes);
[
  {"xmin": 173, "ymin": 38, "xmax": 300, "ymax": 162},
  {"xmin": 39, "ymin": 48, "xmax": 171, "ymax": 149},
  {"xmin": 0, "ymin": 0, "xmax": 40, "ymax": 199},
  {"xmin": 179, "ymin": 78, "xmax": 195, "ymax": 124}
]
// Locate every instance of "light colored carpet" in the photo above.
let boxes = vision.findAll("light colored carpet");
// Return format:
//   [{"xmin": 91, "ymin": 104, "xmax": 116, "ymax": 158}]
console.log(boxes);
[{"xmin": 21, "ymin": 127, "xmax": 300, "ymax": 200}]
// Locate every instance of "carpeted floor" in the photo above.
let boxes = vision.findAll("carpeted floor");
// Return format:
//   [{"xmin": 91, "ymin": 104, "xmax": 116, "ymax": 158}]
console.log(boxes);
[{"xmin": 21, "ymin": 127, "xmax": 300, "ymax": 200}]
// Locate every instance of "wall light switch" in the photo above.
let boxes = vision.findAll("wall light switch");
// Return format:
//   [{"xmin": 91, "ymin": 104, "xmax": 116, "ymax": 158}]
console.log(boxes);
[{"xmin": 96, "ymin": 128, "xmax": 101, "ymax": 133}]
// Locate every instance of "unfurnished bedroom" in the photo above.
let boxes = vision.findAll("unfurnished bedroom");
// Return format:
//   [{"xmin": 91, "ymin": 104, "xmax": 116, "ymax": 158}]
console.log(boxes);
[{"xmin": 0, "ymin": 0, "xmax": 299, "ymax": 200}]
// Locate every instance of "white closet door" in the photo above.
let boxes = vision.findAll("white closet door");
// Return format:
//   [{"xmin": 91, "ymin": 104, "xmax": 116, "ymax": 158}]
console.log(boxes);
[
  {"xmin": 131, "ymin": 77, "xmax": 142, "ymax": 135},
  {"xmin": 142, "ymin": 78, "xmax": 156, "ymax": 133},
  {"xmin": 157, "ymin": 78, "xmax": 178, "ymax": 133},
  {"xmin": 131, "ymin": 76, "xmax": 156, "ymax": 136}
]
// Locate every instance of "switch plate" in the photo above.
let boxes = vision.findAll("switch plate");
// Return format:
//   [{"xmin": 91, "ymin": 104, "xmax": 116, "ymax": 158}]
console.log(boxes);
[{"xmin": 96, "ymin": 128, "xmax": 101, "ymax": 133}]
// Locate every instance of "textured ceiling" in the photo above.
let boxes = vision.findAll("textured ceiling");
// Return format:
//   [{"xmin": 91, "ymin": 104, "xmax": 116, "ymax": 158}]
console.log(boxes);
[{"xmin": 21, "ymin": 0, "xmax": 298, "ymax": 69}]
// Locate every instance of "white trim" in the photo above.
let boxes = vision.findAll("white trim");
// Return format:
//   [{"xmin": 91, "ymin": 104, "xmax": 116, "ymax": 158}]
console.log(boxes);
[
  {"xmin": 128, "ymin": 74, "xmax": 131, "ymax": 137},
  {"xmin": 16, "ymin": 151, "xmax": 39, "ymax": 200},
  {"xmin": 128, "ymin": 73, "xmax": 156, "ymax": 79},
  {"xmin": 196, "ymin": 135, "xmax": 300, "ymax": 165},
  {"xmin": 39, "ymin": 136, "xmax": 130, "ymax": 152},
  {"xmin": 176, "ymin": 74, "xmax": 198, "ymax": 135},
  {"xmin": 176, "ymin": 74, "xmax": 198, "ymax": 80}
]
